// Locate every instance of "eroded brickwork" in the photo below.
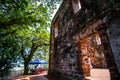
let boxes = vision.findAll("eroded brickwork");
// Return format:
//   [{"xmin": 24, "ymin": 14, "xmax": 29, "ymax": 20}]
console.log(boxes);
[{"xmin": 49, "ymin": 0, "xmax": 120, "ymax": 80}]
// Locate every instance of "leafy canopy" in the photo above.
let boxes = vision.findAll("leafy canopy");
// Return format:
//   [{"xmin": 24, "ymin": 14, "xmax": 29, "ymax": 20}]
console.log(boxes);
[{"xmin": 0, "ymin": 0, "xmax": 62, "ymax": 77}]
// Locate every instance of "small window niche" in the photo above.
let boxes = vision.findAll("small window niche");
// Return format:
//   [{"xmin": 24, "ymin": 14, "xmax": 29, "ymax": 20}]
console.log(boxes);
[
  {"xmin": 54, "ymin": 19, "xmax": 58, "ymax": 38},
  {"xmin": 72, "ymin": 0, "xmax": 81, "ymax": 13}
]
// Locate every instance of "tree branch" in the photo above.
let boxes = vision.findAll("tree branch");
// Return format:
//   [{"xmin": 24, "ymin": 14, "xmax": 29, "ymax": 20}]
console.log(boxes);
[
  {"xmin": 20, "ymin": 44, "xmax": 26, "ymax": 60},
  {"xmin": 27, "ymin": 43, "xmax": 39, "ymax": 62}
]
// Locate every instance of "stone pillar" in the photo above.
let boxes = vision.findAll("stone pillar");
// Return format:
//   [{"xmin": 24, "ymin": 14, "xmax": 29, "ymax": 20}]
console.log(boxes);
[
  {"xmin": 98, "ymin": 25, "xmax": 119, "ymax": 79},
  {"xmin": 77, "ymin": 40, "xmax": 90, "ymax": 77}
]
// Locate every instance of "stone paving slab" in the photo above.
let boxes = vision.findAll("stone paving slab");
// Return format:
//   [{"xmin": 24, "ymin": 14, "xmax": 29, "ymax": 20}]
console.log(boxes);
[{"xmin": 85, "ymin": 69, "xmax": 110, "ymax": 80}]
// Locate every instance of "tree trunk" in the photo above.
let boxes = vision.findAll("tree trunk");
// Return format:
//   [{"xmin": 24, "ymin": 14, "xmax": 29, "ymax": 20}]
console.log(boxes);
[{"xmin": 24, "ymin": 61, "xmax": 29, "ymax": 75}]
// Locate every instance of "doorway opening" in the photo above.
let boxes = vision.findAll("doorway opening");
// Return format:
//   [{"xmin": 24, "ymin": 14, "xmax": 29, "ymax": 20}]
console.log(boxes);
[{"xmin": 78, "ymin": 33, "xmax": 110, "ymax": 80}]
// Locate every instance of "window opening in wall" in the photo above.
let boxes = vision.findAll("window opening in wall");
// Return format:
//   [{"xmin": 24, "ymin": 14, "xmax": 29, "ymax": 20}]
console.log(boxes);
[
  {"xmin": 54, "ymin": 19, "xmax": 58, "ymax": 38},
  {"xmin": 72, "ymin": 0, "xmax": 81, "ymax": 13}
]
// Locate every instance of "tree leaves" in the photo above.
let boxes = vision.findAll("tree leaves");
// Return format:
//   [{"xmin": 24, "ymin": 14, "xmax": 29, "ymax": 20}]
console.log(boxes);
[
  {"xmin": 0, "ymin": 0, "xmax": 62, "ymax": 29},
  {"xmin": 0, "ymin": 0, "xmax": 62, "ymax": 77},
  {"xmin": 0, "ymin": 34, "xmax": 21, "ymax": 77}
]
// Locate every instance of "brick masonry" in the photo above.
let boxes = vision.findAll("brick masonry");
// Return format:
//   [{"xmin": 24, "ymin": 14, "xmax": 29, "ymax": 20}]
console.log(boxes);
[{"xmin": 49, "ymin": 0, "xmax": 120, "ymax": 80}]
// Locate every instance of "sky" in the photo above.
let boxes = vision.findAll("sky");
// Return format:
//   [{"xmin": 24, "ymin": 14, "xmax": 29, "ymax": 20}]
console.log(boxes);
[
  {"xmin": 47, "ymin": 2, "xmax": 62, "ymax": 32},
  {"xmin": 51, "ymin": 3, "xmax": 62, "ymax": 19}
]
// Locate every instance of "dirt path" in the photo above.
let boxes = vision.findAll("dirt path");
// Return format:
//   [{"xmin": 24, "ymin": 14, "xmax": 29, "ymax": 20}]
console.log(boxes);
[{"xmin": 14, "ymin": 71, "xmax": 48, "ymax": 80}]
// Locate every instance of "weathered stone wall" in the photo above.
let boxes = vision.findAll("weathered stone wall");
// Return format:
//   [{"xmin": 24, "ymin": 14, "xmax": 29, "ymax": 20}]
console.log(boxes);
[
  {"xmin": 49, "ymin": 0, "xmax": 120, "ymax": 80},
  {"xmin": 49, "ymin": 1, "xmax": 83, "ymax": 80},
  {"xmin": 106, "ymin": 14, "xmax": 120, "ymax": 73}
]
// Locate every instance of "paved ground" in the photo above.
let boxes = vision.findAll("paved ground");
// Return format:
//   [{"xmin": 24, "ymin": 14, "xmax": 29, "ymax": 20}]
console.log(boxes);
[
  {"xmin": 7, "ymin": 69, "xmax": 110, "ymax": 80},
  {"xmin": 29, "ymin": 76, "xmax": 48, "ymax": 80},
  {"xmin": 85, "ymin": 69, "xmax": 110, "ymax": 80}
]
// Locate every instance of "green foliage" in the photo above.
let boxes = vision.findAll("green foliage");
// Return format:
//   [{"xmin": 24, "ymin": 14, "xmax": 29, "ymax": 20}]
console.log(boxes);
[
  {"xmin": 0, "ymin": 0, "xmax": 62, "ymax": 77},
  {"xmin": 0, "ymin": 0, "xmax": 62, "ymax": 28},
  {"xmin": 0, "ymin": 31, "xmax": 21, "ymax": 77},
  {"xmin": 17, "ymin": 22, "xmax": 50, "ymax": 74}
]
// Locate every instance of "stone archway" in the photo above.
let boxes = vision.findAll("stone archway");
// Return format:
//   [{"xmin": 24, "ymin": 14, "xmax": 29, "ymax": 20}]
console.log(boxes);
[
  {"xmin": 78, "ymin": 33, "xmax": 107, "ymax": 77},
  {"xmin": 73, "ymin": 19, "xmax": 119, "ymax": 79}
]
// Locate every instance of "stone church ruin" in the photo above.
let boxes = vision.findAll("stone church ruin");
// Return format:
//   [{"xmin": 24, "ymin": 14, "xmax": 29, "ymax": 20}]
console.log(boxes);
[{"xmin": 49, "ymin": 0, "xmax": 120, "ymax": 80}]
